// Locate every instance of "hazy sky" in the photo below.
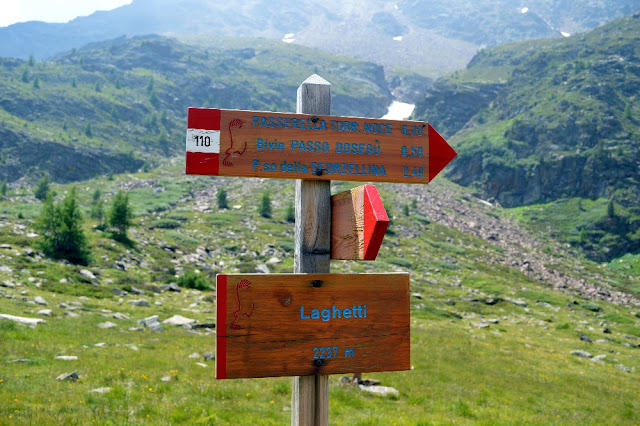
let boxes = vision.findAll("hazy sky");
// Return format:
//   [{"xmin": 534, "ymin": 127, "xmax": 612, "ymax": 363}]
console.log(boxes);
[{"xmin": 0, "ymin": 0, "xmax": 132, "ymax": 27}]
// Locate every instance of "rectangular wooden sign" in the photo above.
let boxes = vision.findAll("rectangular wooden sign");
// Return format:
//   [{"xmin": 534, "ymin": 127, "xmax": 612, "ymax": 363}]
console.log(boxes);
[
  {"xmin": 216, "ymin": 273, "xmax": 410, "ymax": 379},
  {"xmin": 186, "ymin": 108, "xmax": 456, "ymax": 184}
]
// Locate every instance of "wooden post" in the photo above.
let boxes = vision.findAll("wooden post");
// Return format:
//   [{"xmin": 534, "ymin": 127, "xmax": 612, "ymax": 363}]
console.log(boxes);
[{"xmin": 292, "ymin": 74, "xmax": 331, "ymax": 426}]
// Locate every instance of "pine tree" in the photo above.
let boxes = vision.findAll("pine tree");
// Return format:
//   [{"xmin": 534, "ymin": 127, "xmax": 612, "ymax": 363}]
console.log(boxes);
[
  {"xmin": 90, "ymin": 189, "xmax": 105, "ymax": 227},
  {"xmin": 108, "ymin": 190, "xmax": 132, "ymax": 241},
  {"xmin": 607, "ymin": 200, "xmax": 615, "ymax": 218},
  {"xmin": 36, "ymin": 188, "xmax": 90, "ymax": 265},
  {"xmin": 259, "ymin": 192, "xmax": 272, "ymax": 218},
  {"xmin": 217, "ymin": 188, "xmax": 228, "ymax": 209},
  {"xmin": 34, "ymin": 174, "xmax": 51, "ymax": 201},
  {"xmin": 0, "ymin": 179, "xmax": 7, "ymax": 197},
  {"xmin": 285, "ymin": 201, "xmax": 295, "ymax": 223},
  {"xmin": 403, "ymin": 203, "xmax": 410, "ymax": 216}
]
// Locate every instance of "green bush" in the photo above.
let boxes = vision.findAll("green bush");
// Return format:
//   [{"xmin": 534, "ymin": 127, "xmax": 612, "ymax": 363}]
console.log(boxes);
[
  {"xmin": 151, "ymin": 219, "xmax": 181, "ymax": 229},
  {"xmin": 176, "ymin": 270, "xmax": 211, "ymax": 291}
]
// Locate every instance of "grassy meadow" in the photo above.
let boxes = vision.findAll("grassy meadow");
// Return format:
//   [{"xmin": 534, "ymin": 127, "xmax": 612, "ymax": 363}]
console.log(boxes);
[{"xmin": 1, "ymin": 164, "xmax": 639, "ymax": 424}]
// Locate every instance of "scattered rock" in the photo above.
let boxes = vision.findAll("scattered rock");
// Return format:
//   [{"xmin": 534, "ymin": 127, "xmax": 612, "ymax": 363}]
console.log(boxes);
[
  {"xmin": 255, "ymin": 264, "xmax": 270, "ymax": 274},
  {"xmin": 616, "ymin": 364, "xmax": 633, "ymax": 373},
  {"xmin": 580, "ymin": 334, "xmax": 592, "ymax": 343},
  {"xmin": 55, "ymin": 356, "xmax": 78, "ymax": 361},
  {"xmin": 112, "ymin": 312, "xmax": 129, "ymax": 320},
  {"xmin": 161, "ymin": 376, "xmax": 172, "ymax": 382},
  {"xmin": 162, "ymin": 315, "xmax": 196, "ymax": 326},
  {"xmin": 412, "ymin": 293, "xmax": 423, "ymax": 299},
  {"xmin": 33, "ymin": 296, "xmax": 47, "ymax": 306},
  {"xmin": 79, "ymin": 269, "xmax": 96, "ymax": 281},
  {"xmin": 94, "ymin": 343, "xmax": 106, "ymax": 348},
  {"xmin": 470, "ymin": 322, "xmax": 490, "ymax": 329},
  {"xmin": 484, "ymin": 298, "xmax": 501, "ymax": 305},
  {"xmin": 161, "ymin": 283, "xmax": 181, "ymax": 292},
  {"xmin": 137, "ymin": 315, "xmax": 163, "ymax": 332},
  {"xmin": 90, "ymin": 387, "xmax": 112, "ymax": 394},
  {"xmin": 203, "ymin": 352, "xmax": 214, "ymax": 361},
  {"xmin": 0, "ymin": 313, "xmax": 45, "ymax": 326},
  {"xmin": 111, "ymin": 288, "xmax": 128, "ymax": 297},
  {"xmin": 359, "ymin": 378, "xmax": 381, "ymax": 386},
  {"xmin": 37, "ymin": 309, "xmax": 52, "ymax": 317},
  {"xmin": 358, "ymin": 385, "xmax": 399, "ymax": 397},
  {"xmin": 56, "ymin": 371, "xmax": 79, "ymax": 381},
  {"xmin": 265, "ymin": 257, "xmax": 282, "ymax": 265},
  {"xmin": 188, "ymin": 352, "xmax": 201, "ymax": 359},
  {"xmin": 97, "ymin": 321, "xmax": 117, "ymax": 329},
  {"xmin": 130, "ymin": 286, "xmax": 145, "ymax": 295},
  {"xmin": 124, "ymin": 344, "xmax": 139, "ymax": 351},
  {"xmin": 571, "ymin": 350, "xmax": 593, "ymax": 359},
  {"xmin": 8, "ymin": 359, "xmax": 31, "ymax": 363},
  {"xmin": 195, "ymin": 362, "xmax": 208, "ymax": 368},
  {"xmin": 603, "ymin": 328, "xmax": 612, "ymax": 334},
  {"xmin": 511, "ymin": 300, "xmax": 527, "ymax": 307},
  {"xmin": 127, "ymin": 299, "xmax": 150, "ymax": 307},
  {"xmin": 190, "ymin": 323, "xmax": 216, "ymax": 330}
]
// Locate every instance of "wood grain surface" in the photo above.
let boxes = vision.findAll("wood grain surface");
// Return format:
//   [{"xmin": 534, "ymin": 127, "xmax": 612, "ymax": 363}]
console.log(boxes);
[
  {"xmin": 186, "ymin": 107, "xmax": 456, "ymax": 183},
  {"xmin": 216, "ymin": 273, "xmax": 410, "ymax": 380}
]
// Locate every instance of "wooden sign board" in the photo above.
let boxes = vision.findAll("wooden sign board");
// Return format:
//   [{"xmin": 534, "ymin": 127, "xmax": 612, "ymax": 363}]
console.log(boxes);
[
  {"xmin": 186, "ymin": 108, "xmax": 456, "ymax": 184},
  {"xmin": 216, "ymin": 273, "xmax": 410, "ymax": 379},
  {"xmin": 331, "ymin": 185, "xmax": 388, "ymax": 260}
]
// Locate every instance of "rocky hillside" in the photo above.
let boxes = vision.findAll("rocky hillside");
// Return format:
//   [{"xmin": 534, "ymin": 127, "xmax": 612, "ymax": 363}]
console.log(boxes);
[
  {"xmin": 0, "ymin": 0, "xmax": 637, "ymax": 78},
  {"xmin": 0, "ymin": 35, "xmax": 391, "ymax": 184},
  {"xmin": 412, "ymin": 14, "xmax": 640, "ymax": 260}
]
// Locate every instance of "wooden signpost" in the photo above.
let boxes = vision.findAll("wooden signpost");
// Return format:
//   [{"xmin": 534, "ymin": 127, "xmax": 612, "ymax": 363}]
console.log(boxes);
[
  {"xmin": 216, "ymin": 273, "xmax": 410, "ymax": 379},
  {"xmin": 331, "ymin": 185, "xmax": 388, "ymax": 260},
  {"xmin": 186, "ymin": 74, "xmax": 456, "ymax": 426},
  {"xmin": 186, "ymin": 107, "xmax": 456, "ymax": 184}
]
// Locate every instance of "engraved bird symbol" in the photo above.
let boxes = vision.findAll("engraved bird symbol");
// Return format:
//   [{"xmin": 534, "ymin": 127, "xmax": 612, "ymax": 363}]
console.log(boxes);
[
  {"xmin": 223, "ymin": 119, "xmax": 247, "ymax": 167},
  {"xmin": 229, "ymin": 279, "xmax": 255, "ymax": 330}
]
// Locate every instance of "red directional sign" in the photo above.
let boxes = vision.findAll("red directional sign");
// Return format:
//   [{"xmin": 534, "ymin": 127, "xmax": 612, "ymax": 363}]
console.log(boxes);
[
  {"xmin": 331, "ymin": 185, "xmax": 388, "ymax": 260},
  {"xmin": 186, "ymin": 108, "xmax": 456, "ymax": 184}
]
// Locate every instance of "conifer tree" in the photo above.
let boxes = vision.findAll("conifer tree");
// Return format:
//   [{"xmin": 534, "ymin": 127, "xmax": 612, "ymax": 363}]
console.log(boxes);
[
  {"xmin": 36, "ymin": 188, "xmax": 90, "ymax": 265},
  {"xmin": 285, "ymin": 201, "xmax": 295, "ymax": 223},
  {"xmin": 34, "ymin": 174, "xmax": 51, "ymax": 201},
  {"xmin": 108, "ymin": 190, "xmax": 132, "ymax": 241},
  {"xmin": 259, "ymin": 192, "xmax": 272, "ymax": 218},
  {"xmin": 217, "ymin": 188, "xmax": 228, "ymax": 209}
]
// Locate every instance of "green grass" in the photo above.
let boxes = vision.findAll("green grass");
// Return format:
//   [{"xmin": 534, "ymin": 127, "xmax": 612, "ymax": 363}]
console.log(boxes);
[{"xmin": 1, "ymin": 168, "xmax": 640, "ymax": 424}]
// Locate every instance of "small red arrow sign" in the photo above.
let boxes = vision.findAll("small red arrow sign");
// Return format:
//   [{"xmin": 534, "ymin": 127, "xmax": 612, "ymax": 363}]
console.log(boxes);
[{"xmin": 331, "ymin": 185, "xmax": 388, "ymax": 260}]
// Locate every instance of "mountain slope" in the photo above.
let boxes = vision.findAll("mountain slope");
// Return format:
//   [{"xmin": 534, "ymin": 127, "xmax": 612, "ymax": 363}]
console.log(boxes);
[
  {"xmin": 0, "ymin": 35, "xmax": 391, "ymax": 184},
  {"xmin": 413, "ymin": 13, "xmax": 640, "ymax": 207},
  {"xmin": 412, "ymin": 13, "xmax": 640, "ymax": 261},
  {"xmin": 0, "ymin": 0, "xmax": 637, "ymax": 77}
]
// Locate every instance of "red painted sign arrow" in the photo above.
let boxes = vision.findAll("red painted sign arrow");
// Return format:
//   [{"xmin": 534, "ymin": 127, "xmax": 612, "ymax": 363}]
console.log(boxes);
[
  {"xmin": 331, "ymin": 185, "xmax": 388, "ymax": 260},
  {"xmin": 185, "ymin": 108, "xmax": 456, "ymax": 184}
]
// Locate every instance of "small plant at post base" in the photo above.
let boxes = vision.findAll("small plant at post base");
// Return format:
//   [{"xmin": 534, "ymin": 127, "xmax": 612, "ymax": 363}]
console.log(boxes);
[
  {"xmin": 403, "ymin": 203, "xmax": 410, "ymax": 217},
  {"xmin": 109, "ymin": 190, "xmax": 132, "ymax": 243},
  {"xmin": 217, "ymin": 188, "xmax": 229, "ymax": 209},
  {"xmin": 259, "ymin": 192, "xmax": 272, "ymax": 218}
]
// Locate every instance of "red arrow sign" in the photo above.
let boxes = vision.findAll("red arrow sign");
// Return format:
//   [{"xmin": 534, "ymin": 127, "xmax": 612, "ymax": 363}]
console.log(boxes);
[
  {"xmin": 331, "ymin": 185, "xmax": 388, "ymax": 260},
  {"xmin": 186, "ymin": 108, "xmax": 456, "ymax": 184}
]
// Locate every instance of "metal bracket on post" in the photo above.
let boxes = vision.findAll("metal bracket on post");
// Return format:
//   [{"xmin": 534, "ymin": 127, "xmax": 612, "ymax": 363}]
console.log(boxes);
[{"xmin": 292, "ymin": 74, "xmax": 331, "ymax": 426}]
